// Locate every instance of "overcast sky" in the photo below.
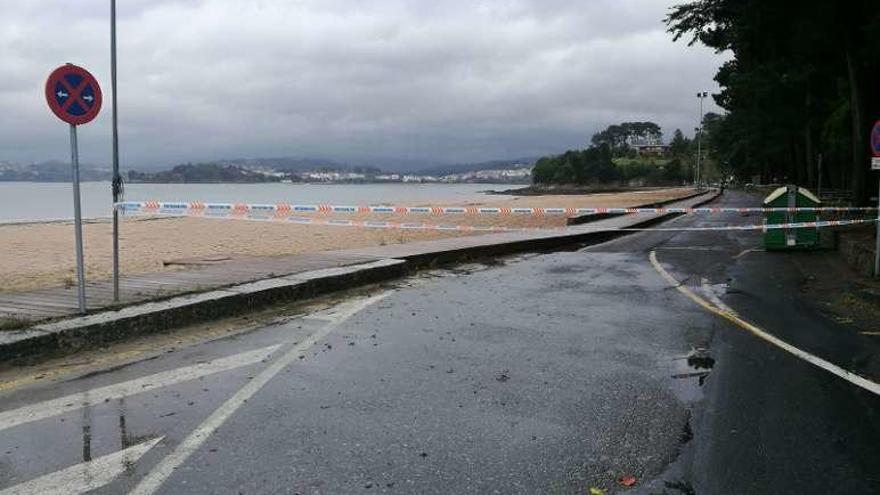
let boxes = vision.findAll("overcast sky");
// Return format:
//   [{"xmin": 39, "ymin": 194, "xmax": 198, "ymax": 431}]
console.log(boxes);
[{"xmin": 1, "ymin": 0, "xmax": 726, "ymax": 169}]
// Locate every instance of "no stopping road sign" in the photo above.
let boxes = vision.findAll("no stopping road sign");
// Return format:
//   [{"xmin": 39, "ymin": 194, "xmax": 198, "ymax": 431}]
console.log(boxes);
[
  {"xmin": 45, "ymin": 64, "xmax": 102, "ymax": 125},
  {"xmin": 43, "ymin": 63, "xmax": 103, "ymax": 314},
  {"xmin": 871, "ymin": 121, "xmax": 880, "ymax": 170}
]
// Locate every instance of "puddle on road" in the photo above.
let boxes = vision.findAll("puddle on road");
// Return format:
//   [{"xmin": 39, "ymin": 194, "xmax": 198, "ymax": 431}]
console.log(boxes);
[
  {"xmin": 685, "ymin": 348, "xmax": 715, "ymax": 371},
  {"xmin": 669, "ymin": 348, "xmax": 715, "ymax": 402},
  {"xmin": 657, "ymin": 480, "xmax": 697, "ymax": 495},
  {"xmin": 630, "ymin": 350, "xmax": 715, "ymax": 495},
  {"xmin": 627, "ymin": 411, "xmax": 699, "ymax": 495}
]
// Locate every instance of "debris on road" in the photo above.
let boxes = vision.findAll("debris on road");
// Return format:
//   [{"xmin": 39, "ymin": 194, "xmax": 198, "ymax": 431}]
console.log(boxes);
[
  {"xmin": 618, "ymin": 474, "xmax": 637, "ymax": 487},
  {"xmin": 686, "ymin": 348, "xmax": 715, "ymax": 370}
]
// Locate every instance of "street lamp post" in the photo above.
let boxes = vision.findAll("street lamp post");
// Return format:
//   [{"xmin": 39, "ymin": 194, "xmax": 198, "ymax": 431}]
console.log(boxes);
[
  {"xmin": 111, "ymin": 0, "xmax": 122, "ymax": 301},
  {"xmin": 694, "ymin": 126, "xmax": 701, "ymax": 188},
  {"xmin": 696, "ymin": 91, "xmax": 708, "ymax": 189}
]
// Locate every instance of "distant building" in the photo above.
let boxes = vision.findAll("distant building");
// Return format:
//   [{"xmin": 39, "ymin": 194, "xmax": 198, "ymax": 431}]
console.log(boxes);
[
  {"xmin": 376, "ymin": 174, "xmax": 401, "ymax": 181},
  {"xmin": 439, "ymin": 167, "xmax": 532, "ymax": 183},
  {"xmin": 630, "ymin": 136, "xmax": 670, "ymax": 157},
  {"xmin": 292, "ymin": 167, "xmax": 531, "ymax": 184}
]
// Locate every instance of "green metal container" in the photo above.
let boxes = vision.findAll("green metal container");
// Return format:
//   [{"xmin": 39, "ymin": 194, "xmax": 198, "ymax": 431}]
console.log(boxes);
[{"xmin": 763, "ymin": 186, "xmax": 821, "ymax": 250}]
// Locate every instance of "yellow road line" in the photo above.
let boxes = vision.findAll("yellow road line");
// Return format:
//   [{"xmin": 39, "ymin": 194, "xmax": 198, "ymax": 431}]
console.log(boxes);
[
  {"xmin": 648, "ymin": 250, "xmax": 880, "ymax": 396},
  {"xmin": 733, "ymin": 247, "xmax": 762, "ymax": 259}
]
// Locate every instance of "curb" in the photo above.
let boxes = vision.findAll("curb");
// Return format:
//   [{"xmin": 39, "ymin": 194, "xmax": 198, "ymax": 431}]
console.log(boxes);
[
  {"xmin": 0, "ymin": 191, "xmax": 719, "ymax": 363},
  {"xmin": 565, "ymin": 188, "xmax": 712, "ymax": 226},
  {"xmin": 404, "ymin": 189, "xmax": 721, "ymax": 267},
  {"xmin": 0, "ymin": 259, "xmax": 407, "ymax": 362}
]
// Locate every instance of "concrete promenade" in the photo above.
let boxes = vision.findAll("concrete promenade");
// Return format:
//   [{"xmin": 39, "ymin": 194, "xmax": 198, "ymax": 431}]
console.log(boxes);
[{"xmin": 0, "ymin": 191, "xmax": 711, "ymax": 324}]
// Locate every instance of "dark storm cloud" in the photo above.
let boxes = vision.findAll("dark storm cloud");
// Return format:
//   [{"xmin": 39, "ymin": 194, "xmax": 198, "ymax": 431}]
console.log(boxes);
[{"xmin": 0, "ymin": 0, "xmax": 726, "ymax": 168}]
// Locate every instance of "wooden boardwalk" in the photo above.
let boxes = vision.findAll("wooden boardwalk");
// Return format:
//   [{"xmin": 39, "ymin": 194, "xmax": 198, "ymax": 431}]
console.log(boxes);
[
  {"xmin": 0, "ymin": 191, "xmax": 716, "ymax": 325},
  {"xmin": 0, "ymin": 251, "xmax": 382, "ymax": 323}
]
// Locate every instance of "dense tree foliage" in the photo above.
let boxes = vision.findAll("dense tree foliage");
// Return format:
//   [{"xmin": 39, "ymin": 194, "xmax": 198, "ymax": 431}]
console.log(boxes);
[
  {"xmin": 532, "ymin": 146, "xmax": 617, "ymax": 185},
  {"xmin": 591, "ymin": 122, "xmax": 663, "ymax": 157},
  {"xmin": 666, "ymin": 0, "xmax": 880, "ymax": 202},
  {"xmin": 532, "ymin": 123, "xmax": 692, "ymax": 186},
  {"xmin": 669, "ymin": 129, "xmax": 692, "ymax": 157}
]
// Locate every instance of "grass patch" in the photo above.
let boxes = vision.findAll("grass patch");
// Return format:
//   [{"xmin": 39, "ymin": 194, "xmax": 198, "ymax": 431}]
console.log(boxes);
[{"xmin": 0, "ymin": 317, "xmax": 29, "ymax": 332}]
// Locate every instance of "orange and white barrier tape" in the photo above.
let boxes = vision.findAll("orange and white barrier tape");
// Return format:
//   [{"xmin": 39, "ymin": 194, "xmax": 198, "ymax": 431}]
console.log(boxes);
[
  {"xmin": 116, "ymin": 200, "xmax": 877, "ymax": 217},
  {"xmin": 117, "ymin": 202, "xmax": 878, "ymax": 233},
  {"xmin": 127, "ymin": 208, "xmax": 546, "ymax": 232},
  {"xmin": 618, "ymin": 218, "xmax": 878, "ymax": 232}
]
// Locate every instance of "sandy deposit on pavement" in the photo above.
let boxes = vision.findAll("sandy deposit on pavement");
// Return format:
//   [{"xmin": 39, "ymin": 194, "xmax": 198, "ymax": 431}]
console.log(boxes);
[{"xmin": 0, "ymin": 188, "xmax": 695, "ymax": 293}]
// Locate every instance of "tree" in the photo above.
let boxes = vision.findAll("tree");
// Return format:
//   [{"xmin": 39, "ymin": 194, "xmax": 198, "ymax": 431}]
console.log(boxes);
[
  {"xmin": 591, "ymin": 121, "xmax": 663, "ymax": 158},
  {"xmin": 669, "ymin": 129, "xmax": 691, "ymax": 157},
  {"xmin": 666, "ymin": 0, "xmax": 880, "ymax": 202},
  {"xmin": 664, "ymin": 158, "xmax": 686, "ymax": 182},
  {"xmin": 532, "ymin": 157, "xmax": 556, "ymax": 184}
]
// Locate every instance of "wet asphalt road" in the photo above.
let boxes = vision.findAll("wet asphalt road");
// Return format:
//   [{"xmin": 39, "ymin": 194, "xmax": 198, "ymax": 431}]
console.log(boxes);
[{"xmin": 0, "ymin": 190, "xmax": 878, "ymax": 494}]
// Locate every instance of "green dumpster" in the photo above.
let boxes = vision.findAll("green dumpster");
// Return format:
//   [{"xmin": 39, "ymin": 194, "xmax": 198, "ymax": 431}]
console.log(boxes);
[{"xmin": 763, "ymin": 185, "xmax": 821, "ymax": 250}]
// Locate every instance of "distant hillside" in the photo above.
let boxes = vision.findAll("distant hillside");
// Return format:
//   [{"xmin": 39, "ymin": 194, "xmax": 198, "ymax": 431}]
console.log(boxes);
[
  {"xmin": 156, "ymin": 156, "xmax": 537, "ymax": 175},
  {"xmin": 416, "ymin": 158, "xmax": 537, "ymax": 177},
  {"xmin": 2, "ymin": 155, "xmax": 542, "ymax": 183},
  {"xmin": 216, "ymin": 157, "xmax": 351, "ymax": 173},
  {"xmin": 0, "ymin": 161, "xmax": 110, "ymax": 182},
  {"xmin": 127, "ymin": 163, "xmax": 280, "ymax": 183}
]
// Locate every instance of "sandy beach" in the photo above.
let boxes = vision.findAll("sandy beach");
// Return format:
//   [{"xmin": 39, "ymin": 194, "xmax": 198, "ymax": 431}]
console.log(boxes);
[{"xmin": 0, "ymin": 188, "xmax": 695, "ymax": 293}]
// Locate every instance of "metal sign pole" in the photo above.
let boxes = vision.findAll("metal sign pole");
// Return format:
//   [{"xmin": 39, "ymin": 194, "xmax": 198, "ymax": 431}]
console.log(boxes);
[
  {"xmin": 45, "ymin": 64, "xmax": 101, "ymax": 313},
  {"xmin": 111, "ymin": 0, "xmax": 121, "ymax": 301},
  {"xmin": 695, "ymin": 92, "xmax": 706, "ymax": 190},
  {"xmin": 697, "ymin": 99, "xmax": 702, "ymax": 189},
  {"xmin": 69, "ymin": 124, "xmax": 87, "ymax": 313},
  {"xmin": 786, "ymin": 185, "xmax": 797, "ymax": 247},
  {"xmin": 875, "ymin": 178, "xmax": 880, "ymax": 277},
  {"xmin": 871, "ymin": 121, "xmax": 880, "ymax": 277}
]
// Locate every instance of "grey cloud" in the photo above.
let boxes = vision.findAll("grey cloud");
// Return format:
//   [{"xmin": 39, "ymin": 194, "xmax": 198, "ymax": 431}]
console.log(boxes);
[{"xmin": 1, "ymin": 0, "xmax": 726, "ymax": 168}]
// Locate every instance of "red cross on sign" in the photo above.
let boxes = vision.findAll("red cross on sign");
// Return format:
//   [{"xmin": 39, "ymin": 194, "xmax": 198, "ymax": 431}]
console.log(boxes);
[{"xmin": 45, "ymin": 64, "xmax": 103, "ymax": 125}]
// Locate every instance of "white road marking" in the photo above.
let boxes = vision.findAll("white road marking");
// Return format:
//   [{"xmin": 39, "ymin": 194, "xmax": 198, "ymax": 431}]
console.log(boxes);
[
  {"xmin": 129, "ymin": 292, "xmax": 392, "ymax": 495},
  {"xmin": 0, "ymin": 436, "xmax": 163, "ymax": 495},
  {"xmin": 700, "ymin": 278, "xmax": 737, "ymax": 314},
  {"xmin": 650, "ymin": 250, "xmax": 880, "ymax": 396},
  {"xmin": 733, "ymin": 247, "xmax": 762, "ymax": 259},
  {"xmin": 303, "ymin": 295, "xmax": 389, "ymax": 323},
  {"xmin": 0, "ymin": 345, "xmax": 281, "ymax": 432},
  {"xmin": 656, "ymin": 246, "xmax": 727, "ymax": 252}
]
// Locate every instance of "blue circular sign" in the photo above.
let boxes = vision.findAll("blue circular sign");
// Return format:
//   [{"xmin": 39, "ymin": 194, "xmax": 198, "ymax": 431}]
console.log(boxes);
[{"xmin": 44, "ymin": 64, "xmax": 102, "ymax": 125}]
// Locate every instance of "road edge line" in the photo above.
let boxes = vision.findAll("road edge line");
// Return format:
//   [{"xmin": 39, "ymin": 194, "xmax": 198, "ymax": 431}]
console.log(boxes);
[
  {"xmin": 128, "ymin": 292, "xmax": 392, "ymax": 495},
  {"xmin": 0, "ymin": 436, "xmax": 164, "ymax": 495},
  {"xmin": 0, "ymin": 344, "xmax": 282, "ymax": 432},
  {"xmin": 648, "ymin": 250, "xmax": 880, "ymax": 396}
]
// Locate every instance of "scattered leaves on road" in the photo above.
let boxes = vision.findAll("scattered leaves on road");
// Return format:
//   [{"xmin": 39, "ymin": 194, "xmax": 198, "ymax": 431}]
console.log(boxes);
[{"xmin": 618, "ymin": 474, "xmax": 637, "ymax": 487}]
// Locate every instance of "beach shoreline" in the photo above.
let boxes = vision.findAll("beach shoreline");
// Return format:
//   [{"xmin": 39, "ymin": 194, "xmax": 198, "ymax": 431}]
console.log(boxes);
[{"xmin": 0, "ymin": 187, "xmax": 695, "ymax": 293}]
